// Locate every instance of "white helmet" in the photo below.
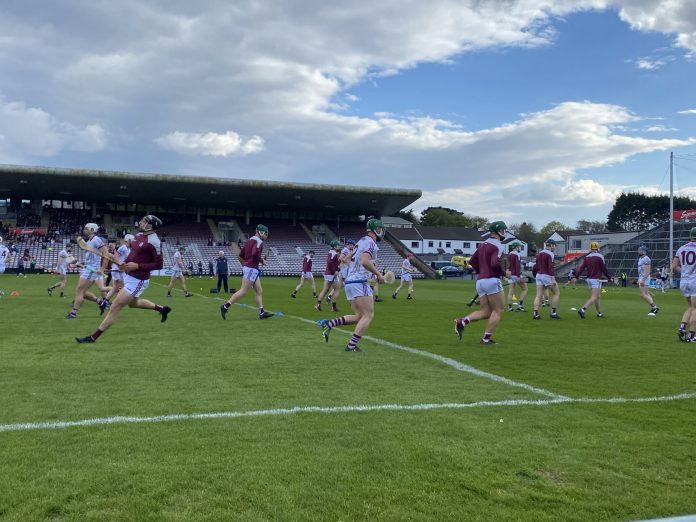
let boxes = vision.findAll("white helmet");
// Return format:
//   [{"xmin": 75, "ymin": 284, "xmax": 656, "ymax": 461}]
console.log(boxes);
[
  {"xmin": 0, "ymin": 236, "xmax": 3, "ymax": 243},
  {"xmin": 124, "ymin": 234, "xmax": 135, "ymax": 242},
  {"xmin": 84, "ymin": 223, "xmax": 99, "ymax": 234}
]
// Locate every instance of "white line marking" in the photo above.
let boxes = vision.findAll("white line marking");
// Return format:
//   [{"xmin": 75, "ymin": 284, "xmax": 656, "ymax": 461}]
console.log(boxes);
[
  {"xmin": 151, "ymin": 281, "xmax": 566, "ymax": 399},
  {"xmin": 1, "ymin": 393, "xmax": 695, "ymax": 433},
  {"xmin": 287, "ymin": 314, "xmax": 568, "ymax": 400}
]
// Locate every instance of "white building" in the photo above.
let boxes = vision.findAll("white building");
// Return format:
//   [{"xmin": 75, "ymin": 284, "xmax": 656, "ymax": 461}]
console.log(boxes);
[{"xmin": 391, "ymin": 226, "xmax": 528, "ymax": 257}]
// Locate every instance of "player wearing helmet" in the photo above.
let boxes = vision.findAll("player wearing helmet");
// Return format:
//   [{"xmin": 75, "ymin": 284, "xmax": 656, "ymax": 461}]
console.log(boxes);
[
  {"xmin": 506, "ymin": 242, "xmax": 528, "ymax": 312},
  {"xmin": 318, "ymin": 218, "xmax": 386, "ymax": 352},
  {"xmin": 575, "ymin": 241, "xmax": 613, "ymax": 319},
  {"xmin": 533, "ymin": 239, "xmax": 561, "ymax": 320},
  {"xmin": 673, "ymin": 227, "xmax": 696, "ymax": 342},
  {"xmin": 291, "ymin": 250, "xmax": 317, "ymax": 299},
  {"xmin": 66, "ymin": 223, "xmax": 112, "ymax": 319},
  {"xmin": 453, "ymin": 221, "xmax": 510, "ymax": 345},
  {"xmin": 220, "ymin": 224, "xmax": 274, "ymax": 321},
  {"xmin": 315, "ymin": 239, "xmax": 342, "ymax": 313},
  {"xmin": 75, "ymin": 215, "xmax": 170, "ymax": 343},
  {"xmin": 100, "ymin": 234, "xmax": 135, "ymax": 313},
  {"xmin": 166, "ymin": 246, "xmax": 193, "ymax": 298},
  {"xmin": 392, "ymin": 252, "xmax": 417, "ymax": 300},
  {"xmin": 637, "ymin": 245, "xmax": 659, "ymax": 315},
  {"xmin": 47, "ymin": 244, "xmax": 74, "ymax": 298}
]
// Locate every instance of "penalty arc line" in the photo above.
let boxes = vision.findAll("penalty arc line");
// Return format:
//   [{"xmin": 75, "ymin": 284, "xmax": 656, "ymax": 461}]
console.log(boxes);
[
  {"xmin": 151, "ymin": 281, "xmax": 566, "ymax": 400},
  {"xmin": 1, "ymin": 393, "xmax": 695, "ymax": 433}
]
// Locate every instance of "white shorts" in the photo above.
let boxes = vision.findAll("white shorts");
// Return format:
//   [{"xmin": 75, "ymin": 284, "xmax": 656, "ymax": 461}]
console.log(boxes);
[
  {"xmin": 0, "ymin": 266, "xmax": 5, "ymax": 274},
  {"xmin": 476, "ymin": 277, "xmax": 503, "ymax": 296},
  {"xmin": 535, "ymin": 274, "xmax": 554, "ymax": 287},
  {"xmin": 638, "ymin": 276, "xmax": 648, "ymax": 286},
  {"xmin": 401, "ymin": 272, "xmax": 412, "ymax": 282},
  {"xmin": 340, "ymin": 266, "xmax": 349, "ymax": 279},
  {"xmin": 123, "ymin": 274, "xmax": 149, "ymax": 298},
  {"xmin": 344, "ymin": 280, "xmax": 373, "ymax": 301},
  {"xmin": 508, "ymin": 275, "xmax": 523, "ymax": 284},
  {"xmin": 680, "ymin": 279, "xmax": 696, "ymax": 298},
  {"xmin": 586, "ymin": 278, "xmax": 602, "ymax": 289},
  {"xmin": 58, "ymin": 266, "xmax": 67, "ymax": 276},
  {"xmin": 172, "ymin": 269, "xmax": 183, "ymax": 278},
  {"xmin": 301, "ymin": 271, "xmax": 314, "ymax": 279},
  {"xmin": 323, "ymin": 274, "xmax": 337, "ymax": 283},
  {"xmin": 243, "ymin": 266, "xmax": 260, "ymax": 283},
  {"xmin": 111, "ymin": 271, "xmax": 124, "ymax": 282},
  {"xmin": 80, "ymin": 267, "xmax": 104, "ymax": 282}
]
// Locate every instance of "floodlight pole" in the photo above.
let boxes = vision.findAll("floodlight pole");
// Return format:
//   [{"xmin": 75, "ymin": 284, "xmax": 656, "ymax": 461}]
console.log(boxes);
[{"xmin": 669, "ymin": 151, "xmax": 674, "ymax": 288}]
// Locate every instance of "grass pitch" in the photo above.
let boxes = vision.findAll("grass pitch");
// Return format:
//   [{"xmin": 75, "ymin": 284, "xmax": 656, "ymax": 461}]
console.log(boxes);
[{"xmin": 1, "ymin": 274, "xmax": 695, "ymax": 520}]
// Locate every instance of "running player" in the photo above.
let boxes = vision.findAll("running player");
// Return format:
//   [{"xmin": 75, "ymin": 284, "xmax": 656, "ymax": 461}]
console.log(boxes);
[
  {"xmin": 673, "ymin": 228, "xmax": 696, "ymax": 342},
  {"xmin": 564, "ymin": 268, "xmax": 579, "ymax": 289},
  {"xmin": 66, "ymin": 223, "xmax": 112, "ymax": 319},
  {"xmin": 75, "ymin": 215, "xmax": 171, "ymax": 343},
  {"xmin": 166, "ymin": 246, "xmax": 193, "ymax": 297},
  {"xmin": 338, "ymin": 239, "xmax": 355, "ymax": 288},
  {"xmin": 100, "ymin": 234, "xmax": 134, "ymax": 313},
  {"xmin": 392, "ymin": 252, "xmax": 416, "ymax": 300},
  {"xmin": 220, "ymin": 224, "xmax": 274, "ymax": 320},
  {"xmin": 637, "ymin": 245, "xmax": 659, "ymax": 315},
  {"xmin": 533, "ymin": 240, "xmax": 560, "ymax": 319},
  {"xmin": 0, "ymin": 236, "xmax": 11, "ymax": 296},
  {"xmin": 506, "ymin": 242, "xmax": 528, "ymax": 312},
  {"xmin": 453, "ymin": 221, "xmax": 510, "ymax": 345},
  {"xmin": 315, "ymin": 240, "xmax": 341, "ymax": 312},
  {"xmin": 318, "ymin": 219, "xmax": 386, "ymax": 352},
  {"xmin": 291, "ymin": 250, "xmax": 317, "ymax": 298},
  {"xmin": 574, "ymin": 241, "xmax": 613, "ymax": 319},
  {"xmin": 47, "ymin": 244, "xmax": 73, "ymax": 297}
]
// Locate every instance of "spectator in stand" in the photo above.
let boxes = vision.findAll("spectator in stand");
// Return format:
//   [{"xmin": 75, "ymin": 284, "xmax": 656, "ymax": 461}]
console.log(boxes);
[{"xmin": 197, "ymin": 260, "xmax": 203, "ymax": 278}]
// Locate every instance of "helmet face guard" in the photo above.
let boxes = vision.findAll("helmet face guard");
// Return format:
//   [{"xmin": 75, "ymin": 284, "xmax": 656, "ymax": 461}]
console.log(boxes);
[
  {"xmin": 367, "ymin": 219, "xmax": 385, "ymax": 241},
  {"xmin": 141, "ymin": 215, "xmax": 162, "ymax": 231}
]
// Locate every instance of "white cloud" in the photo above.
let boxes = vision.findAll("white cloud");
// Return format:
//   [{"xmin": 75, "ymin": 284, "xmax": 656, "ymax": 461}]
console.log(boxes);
[
  {"xmin": 678, "ymin": 109, "xmax": 696, "ymax": 115},
  {"xmin": 0, "ymin": 96, "xmax": 106, "ymax": 162},
  {"xmin": 644, "ymin": 125, "xmax": 678, "ymax": 132},
  {"xmin": 635, "ymin": 57, "xmax": 670, "ymax": 70},
  {"xmin": 614, "ymin": 0, "xmax": 696, "ymax": 53},
  {"xmin": 155, "ymin": 131, "xmax": 265, "ymax": 157}
]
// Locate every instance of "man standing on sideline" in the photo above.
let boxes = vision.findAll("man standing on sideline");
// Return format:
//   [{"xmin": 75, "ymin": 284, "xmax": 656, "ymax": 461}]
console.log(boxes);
[
  {"xmin": 673, "ymin": 227, "xmax": 696, "ymax": 342},
  {"xmin": 453, "ymin": 221, "xmax": 510, "ymax": 345},
  {"xmin": 533, "ymin": 240, "xmax": 561, "ymax": 320},
  {"xmin": 506, "ymin": 242, "xmax": 528, "ymax": 312},
  {"xmin": 75, "ymin": 215, "xmax": 171, "ymax": 343},
  {"xmin": 575, "ymin": 241, "xmax": 613, "ymax": 319},
  {"xmin": 215, "ymin": 250, "xmax": 230, "ymax": 293},
  {"xmin": 637, "ymin": 245, "xmax": 659, "ymax": 315},
  {"xmin": 220, "ymin": 224, "xmax": 274, "ymax": 320}
]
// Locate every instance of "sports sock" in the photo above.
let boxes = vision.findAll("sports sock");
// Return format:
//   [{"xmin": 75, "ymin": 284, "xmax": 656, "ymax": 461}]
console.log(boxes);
[
  {"xmin": 223, "ymin": 302, "xmax": 231, "ymax": 310},
  {"xmin": 461, "ymin": 317, "xmax": 471, "ymax": 326},
  {"xmin": 551, "ymin": 308, "xmax": 557, "ymax": 314},
  {"xmin": 347, "ymin": 334, "xmax": 362, "ymax": 349},
  {"xmin": 328, "ymin": 317, "xmax": 346, "ymax": 329},
  {"xmin": 519, "ymin": 300, "xmax": 524, "ymax": 306},
  {"xmin": 91, "ymin": 328, "xmax": 104, "ymax": 340},
  {"xmin": 258, "ymin": 307, "xmax": 265, "ymax": 316},
  {"xmin": 689, "ymin": 331, "xmax": 695, "ymax": 340},
  {"xmin": 680, "ymin": 322, "xmax": 687, "ymax": 331},
  {"xmin": 69, "ymin": 309, "xmax": 77, "ymax": 317},
  {"xmin": 482, "ymin": 332, "xmax": 492, "ymax": 341},
  {"xmin": 154, "ymin": 304, "xmax": 165, "ymax": 313}
]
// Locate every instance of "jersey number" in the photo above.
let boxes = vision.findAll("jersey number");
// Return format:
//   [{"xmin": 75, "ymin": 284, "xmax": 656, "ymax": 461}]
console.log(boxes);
[{"xmin": 681, "ymin": 250, "xmax": 696, "ymax": 266}]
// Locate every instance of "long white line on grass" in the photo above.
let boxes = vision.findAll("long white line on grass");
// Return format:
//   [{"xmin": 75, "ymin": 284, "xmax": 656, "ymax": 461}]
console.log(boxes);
[
  {"xmin": 2, "ymin": 392, "xmax": 695, "ymax": 433},
  {"xmin": 153, "ymin": 281, "xmax": 566, "ymax": 399}
]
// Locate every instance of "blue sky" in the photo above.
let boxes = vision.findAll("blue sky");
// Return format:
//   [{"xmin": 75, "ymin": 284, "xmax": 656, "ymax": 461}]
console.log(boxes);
[{"xmin": 1, "ymin": 1, "xmax": 695, "ymax": 228}]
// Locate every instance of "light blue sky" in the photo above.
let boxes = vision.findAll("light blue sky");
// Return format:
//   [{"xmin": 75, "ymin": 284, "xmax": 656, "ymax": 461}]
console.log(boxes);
[{"xmin": 1, "ymin": 1, "xmax": 695, "ymax": 227}]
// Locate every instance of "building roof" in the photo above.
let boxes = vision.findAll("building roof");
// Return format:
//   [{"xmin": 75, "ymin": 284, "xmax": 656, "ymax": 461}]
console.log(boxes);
[
  {"xmin": 381, "ymin": 216, "xmax": 414, "ymax": 227},
  {"xmin": 388, "ymin": 227, "xmax": 423, "ymax": 241},
  {"xmin": 414, "ymin": 226, "xmax": 484, "ymax": 241},
  {"xmin": 550, "ymin": 229, "xmax": 587, "ymax": 241},
  {"xmin": 0, "ymin": 164, "xmax": 421, "ymax": 216}
]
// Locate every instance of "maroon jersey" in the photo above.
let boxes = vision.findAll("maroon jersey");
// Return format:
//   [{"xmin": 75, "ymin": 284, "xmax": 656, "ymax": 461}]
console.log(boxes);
[
  {"xmin": 124, "ymin": 233, "xmax": 163, "ymax": 281},
  {"xmin": 575, "ymin": 252, "xmax": 611, "ymax": 280},
  {"xmin": 508, "ymin": 251, "xmax": 522, "ymax": 277},
  {"xmin": 535, "ymin": 249, "xmax": 555, "ymax": 276},
  {"xmin": 240, "ymin": 235, "xmax": 264, "ymax": 269},
  {"xmin": 302, "ymin": 255, "xmax": 312, "ymax": 272},
  {"xmin": 469, "ymin": 239, "xmax": 504, "ymax": 279},
  {"xmin": 325, "ymin": 250, "xmax": 340, "ymax": 275}
]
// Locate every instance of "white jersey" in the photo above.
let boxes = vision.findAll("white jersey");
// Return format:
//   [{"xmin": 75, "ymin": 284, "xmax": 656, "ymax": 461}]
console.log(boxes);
[
  {"xmin": 173, "ymin": 251, "xmax": 184, "ymax": 269},
  {"xmin": 0, "ymin": 245, "xmax": 9, "ymax": 269},
  {"xmin": 676, "ymin": 241, "xmax": 696, "ymax": 281},
  {"xmin": 401, "ymin": 258, "xmax": 412, "ymax": 276},
  {"xmin": 57, "ymin": 249, "xmax": 69, "ymax": 271},
  {"xmin": 84, "ymin": 235, "xmax": 105, "ymax": 271},
  {"xmin": 637, "ymin": 255, "xmax": 651, "ymax": 278},
  {"xmin": 112, "ymin": 245, "xmax": 130, "ymax": 271},
  {"xmin": 346, "ymin": 235, "xmax": 378, "ymax": 282},
  {"xmin": 340, "ymin": 246, "xmax": 351, "ymax": 265}
]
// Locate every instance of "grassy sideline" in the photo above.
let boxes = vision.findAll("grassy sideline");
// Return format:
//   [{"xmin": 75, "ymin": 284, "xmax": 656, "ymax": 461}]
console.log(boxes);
[{"xmin": 0, "ymin": 273, "xmax": 695, "ymax": 520}]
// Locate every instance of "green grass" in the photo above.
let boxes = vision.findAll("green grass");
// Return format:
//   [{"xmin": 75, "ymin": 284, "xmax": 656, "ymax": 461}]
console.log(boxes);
[{"xmin": 1, "ymin": 274, "xmax": 695, "ymax": 520}]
